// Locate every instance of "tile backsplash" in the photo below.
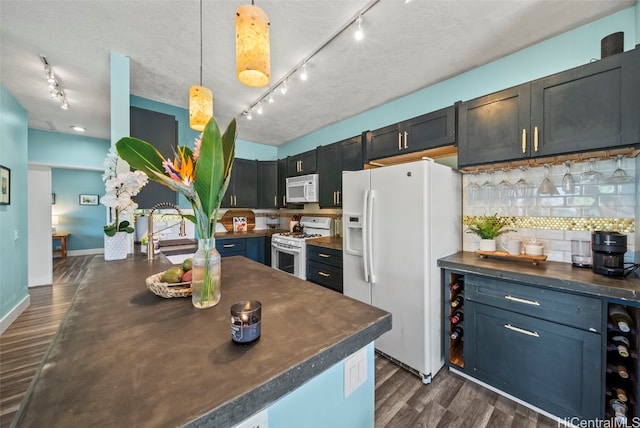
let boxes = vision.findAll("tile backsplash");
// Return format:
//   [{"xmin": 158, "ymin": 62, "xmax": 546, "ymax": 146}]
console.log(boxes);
[{"xmin": 462, "ymin": 156, "xmax": 638, "ymax": 265}]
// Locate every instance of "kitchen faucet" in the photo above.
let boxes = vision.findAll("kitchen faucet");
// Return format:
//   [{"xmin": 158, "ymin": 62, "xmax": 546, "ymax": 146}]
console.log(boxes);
[{"xmin": 147, "ymin": 202, "xmax": 186, "ymax": 259}]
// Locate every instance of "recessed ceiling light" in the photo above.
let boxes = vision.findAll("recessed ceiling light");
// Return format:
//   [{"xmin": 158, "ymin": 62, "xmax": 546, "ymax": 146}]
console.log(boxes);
[{"xmin": 70, "ymin": 126, "xmax": 86, "ymax": 132}]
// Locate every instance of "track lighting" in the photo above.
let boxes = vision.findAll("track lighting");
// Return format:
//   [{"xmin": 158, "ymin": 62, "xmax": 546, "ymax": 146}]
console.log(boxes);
[
  {"xmin": 300, "ymin": 63, "xmax": 308, "ymax": 81},
  {"xmin": 40, "ymin": 55, "xmax": 69, "ymax": 110},
  {"xmin": 256, "ymin": 103, "xmax": 263, "ymax": 115},
  {"xmin": 354, "ymin": 16, "xmax": 364, "ymax": 41},
  {"xmin": 280, "ymin": 80, "xmax": 288, "ymax": 95},
  {"xmin": 267, "ymin": 94, "xmax": 274, "ymax": 104}
]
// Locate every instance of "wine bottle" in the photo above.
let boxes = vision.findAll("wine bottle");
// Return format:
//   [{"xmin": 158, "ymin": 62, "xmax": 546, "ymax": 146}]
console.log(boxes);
[
  {"xmin": 609, "ymin": 330, "xmax": 631, "ymax": 358},
  {"xmin": 451, "ymin": 309, "xmax": 464, "ymax": 324},
  {"xmin": 450, "ymin": 325, "xmax": 464, "ymax": 340},
  {"xmin": 609, "ymin": 383, "xmax": 629, "ymax": 402},
  {"xmin": 451, "ymin": 293, "xmax": 464, "ymax": 308},
  {"xmin": 451, "ymin": 278, "xmax": 464, "ymax": 292},
  {"xmin": 607, "ymin": 360, "xmax": 630, "ymax": 379},
  {"xmin": 609, "ymin": 305, "xmax": 633, "ymax": 333},
  {"xmin": 610, "ymin": 398, "xmax": 628, "ymax": 425}
]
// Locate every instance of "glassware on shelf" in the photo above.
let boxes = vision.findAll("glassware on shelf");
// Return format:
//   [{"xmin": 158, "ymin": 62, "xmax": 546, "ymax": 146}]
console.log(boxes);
[
  {"xmin": 606, "ymin": 155, "xmax": 635, "ymax": 184},
  {"xmin": 514, "ymin": 166, "xmax": 530, "ymax": 198},
  {"xmin": 480, "ymin": 171, "xmax": 496, "ymax": 204},
  {"xmin": 496, "ymin": 169, "xmax": 514, "ymax": 199},
  {"xmin": 580, "ymin": 158, "xmax": 603, "ymax": 183},
  {"xmin": 561, "ymin": 160, "xmax": 576, "ymax": 194},
  {"xmin": 537, "ymin": 164, "xmax": 559, "ymax": 196},
  {"xmin": 464, "ymin": 172, "xmax": 480, "ymax": 203}
]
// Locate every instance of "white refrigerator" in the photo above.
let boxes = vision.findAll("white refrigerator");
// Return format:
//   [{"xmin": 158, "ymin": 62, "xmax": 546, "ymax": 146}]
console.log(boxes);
[{"xmin": 342, "ymin": 159, "xmax": 461, "ymax": 383}]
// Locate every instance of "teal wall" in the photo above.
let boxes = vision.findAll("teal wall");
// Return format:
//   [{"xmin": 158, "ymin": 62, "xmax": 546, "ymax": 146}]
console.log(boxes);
[
  {"xmin": 0, "ymin": 85, "xmax": 29, "ymax": 321},
  {"xmin": 130, "ymin": 95, "xmax": 277, "ymax": 161},
  {"xmin": 28, "ymin": 129, "xmax": 110, "ymax": 169},
  {"xmin": 267, "ymin": 343, "xmax": 374, "ymax": 428},
  {"xmin": 278, "ymin": 6, "xmax": 638, "ymax": 157},
  {"xmin": 51, "ymin": 169, "xmax": 105, "ymax": 251}
]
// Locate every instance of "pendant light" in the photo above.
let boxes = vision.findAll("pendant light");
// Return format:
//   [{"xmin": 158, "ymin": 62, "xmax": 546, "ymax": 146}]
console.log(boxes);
[
  {"xmin": 189, "ymin": 0, "xmax": 213, "ymax": 131},
  {"xmin": 236, "ymin": 1, "xmax": 270, "ymax": 87}
]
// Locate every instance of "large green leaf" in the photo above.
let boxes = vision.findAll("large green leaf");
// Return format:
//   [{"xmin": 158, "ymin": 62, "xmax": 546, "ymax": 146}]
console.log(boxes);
[
  {"xmin": 116, "ymin": 137, "xmax": 166, "ymax": 183},
  {"xmin": 194, "ymin": 117, "xmax": 236, "ymax": 220}
]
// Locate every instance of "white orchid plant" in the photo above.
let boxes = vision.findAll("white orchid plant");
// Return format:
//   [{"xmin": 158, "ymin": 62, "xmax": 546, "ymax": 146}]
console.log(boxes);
[{"xmin": 100, "ymin": 147, "xmax": 148, "ymax": 236}]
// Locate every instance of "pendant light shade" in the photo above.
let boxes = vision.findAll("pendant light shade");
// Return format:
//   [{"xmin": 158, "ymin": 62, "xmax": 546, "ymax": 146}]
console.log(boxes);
[
  {"xmin": 189, "ymin": 85, "xmax": 213, "ymax": 131},
  {"xmin": 236, "ymin": 4, "xmax": 270, "ymax": 87}
]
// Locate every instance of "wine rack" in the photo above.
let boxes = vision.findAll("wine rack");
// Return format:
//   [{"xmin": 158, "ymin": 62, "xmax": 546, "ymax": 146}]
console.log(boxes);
[
  {"xmin": 447, "ymin": 272, "xmax": 465, "ymax": 368},
  {"xmin": 605, "ymin": 303, "xmax": 639, "ymax": 425}
]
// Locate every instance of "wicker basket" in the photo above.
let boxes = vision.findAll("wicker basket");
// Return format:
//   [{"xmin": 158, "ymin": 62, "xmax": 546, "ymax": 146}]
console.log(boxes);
[{"xmin": 145, "ymin": 271, "xmax": 192, "ymax": 298}]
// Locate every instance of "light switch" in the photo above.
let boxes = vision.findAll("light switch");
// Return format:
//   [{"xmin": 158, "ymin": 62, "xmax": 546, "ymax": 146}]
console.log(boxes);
[{"xmin": 344, "ymin": 347, "xmax": 367, "ymax": 397}]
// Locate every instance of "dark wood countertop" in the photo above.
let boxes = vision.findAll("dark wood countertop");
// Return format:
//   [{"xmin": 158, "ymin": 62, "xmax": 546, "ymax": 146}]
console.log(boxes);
[
  {"xmin": 438, "ymin": 251, "xmax": 640, "ymax": 303},
  {"xmin": 306, "ymin": 236, "xmax": 343, "ymax": 251},
  {"xmin": 14, "ymin": 254, "xmax": 390, "ymax": 428}
]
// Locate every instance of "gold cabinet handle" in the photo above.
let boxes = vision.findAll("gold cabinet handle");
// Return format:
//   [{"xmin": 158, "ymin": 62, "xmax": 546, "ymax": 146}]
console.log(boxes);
[
  {"xmin": 504, "ymin": 295, "xmax": 540, "ymax": 306},
  {"xmin": 274, "ymin": 196, "xmax": 277, "ymax": 207},
  {"xmin": 534, "ymin": 126, "xmax": 539, "ymax": 152},
  {"xmin": 282, "ymin": 196, "xmax": 286, "ymax": 205},
  {"xmin": 333, "ymin": 191, "xmax": 336, "ymax": 205},
  {"xmin": 337, "ymin": 190, "xmax": 340, "ymax": 205},
  {"xmin": 318, "ymin": 271, "xmax": 330, "ymax": 277},
  {"xmin": 521, "ymin": 129, "xmax": 527, "ymax": 153},
  {"xmin": 398, "ymin": 133, "xmax": 402, "ymax": 150},
  {"xmin": 404, "ymin": 131, "xmax": 408, "ymax": 149},
  {"xmin": 504, "ymin": 323, "xmax": 539, "ymax": 338},
  {"xmin": 319, "ymin": 253, "xmax": 331, "ymax": 258}
]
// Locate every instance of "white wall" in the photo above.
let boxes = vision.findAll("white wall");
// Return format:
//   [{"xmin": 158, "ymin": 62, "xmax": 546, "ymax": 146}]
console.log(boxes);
[{"xmin": 28, "ymin": 166, "xmax": 52, "ymax": 287}]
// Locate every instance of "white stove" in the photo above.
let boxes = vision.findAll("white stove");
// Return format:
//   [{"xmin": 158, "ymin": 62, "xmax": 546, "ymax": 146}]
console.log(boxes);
[{"xmin": 271, "ymin": 216, "xmax": 332, "ymax": 280}]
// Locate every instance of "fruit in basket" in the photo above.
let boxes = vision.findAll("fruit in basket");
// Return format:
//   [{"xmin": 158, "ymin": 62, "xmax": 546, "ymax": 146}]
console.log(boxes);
[
  {"xmin": 163, "ymin": 266, "xmax": 185, "ymax": 284},
  {"xmin": 181, "ymin": 270, "xmax": 193, "ymax": 284},
  {"xmin": 182, "ymin": 257, "xmax": 193, "ymax": 272}
]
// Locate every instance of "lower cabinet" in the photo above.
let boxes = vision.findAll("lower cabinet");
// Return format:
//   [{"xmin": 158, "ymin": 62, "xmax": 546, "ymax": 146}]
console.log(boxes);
[
  {"xmin": 443, "ymin": 269, "xmax": 603, "ymax": 421},
  {"xmin": 216, "ymin": 237, "xmax": 265, "ymax": 265},
  {"xmin": 306, "ymin": 245, "xmax": 343, "ymax": 293}
]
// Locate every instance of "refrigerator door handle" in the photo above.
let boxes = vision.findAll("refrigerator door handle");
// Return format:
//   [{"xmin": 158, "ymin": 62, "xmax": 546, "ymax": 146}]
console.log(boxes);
[
  {"xmin": 367, "ymin": 189, "xmax": 376, "ymax": 284},
  {"xmin": 362, "ymin": 190, "xmax": 370, "ymax": 283}
]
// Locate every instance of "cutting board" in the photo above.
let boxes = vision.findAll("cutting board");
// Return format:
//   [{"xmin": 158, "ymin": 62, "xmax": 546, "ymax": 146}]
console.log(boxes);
[{"xmin": 220, "ymin": 210, "xmax": 256, "ymax": 232}]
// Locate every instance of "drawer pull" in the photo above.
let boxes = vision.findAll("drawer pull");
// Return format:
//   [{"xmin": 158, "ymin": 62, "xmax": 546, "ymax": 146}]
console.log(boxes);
[
  {"xmin": 504, "ymin": 295, "xmax": 540, "ymax": 306},
  {"xmin": 504, "ymin": 323, "xmax": 539, "ymax": 338},
  {"xmin": 318, "ymin": 271, "xmax": 330, "ymax": 277},
  {"xmin": 319, "ymin": 253, "xmax": 331, "ymax": 258},
  {"xmin": 223, "ymin": 244, "xmax": 235, "ymax": 248}
]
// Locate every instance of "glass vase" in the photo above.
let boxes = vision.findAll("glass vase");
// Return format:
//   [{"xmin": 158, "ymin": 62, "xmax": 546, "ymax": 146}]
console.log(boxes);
[{"xmin": 191, "ymin": 238, "xmax": 221, "ymax": 309}]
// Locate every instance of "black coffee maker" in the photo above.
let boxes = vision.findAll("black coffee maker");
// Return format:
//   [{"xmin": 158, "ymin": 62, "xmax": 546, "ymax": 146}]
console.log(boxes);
[{"xmin": 592, "ymin": 231, "xmax": 627, "ymax": 277}]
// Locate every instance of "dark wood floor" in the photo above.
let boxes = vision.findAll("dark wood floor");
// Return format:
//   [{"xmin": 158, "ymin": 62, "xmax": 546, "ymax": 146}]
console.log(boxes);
[{"xmin": 1, "ymin": 255, "xmax": 557, "ymax": 428}]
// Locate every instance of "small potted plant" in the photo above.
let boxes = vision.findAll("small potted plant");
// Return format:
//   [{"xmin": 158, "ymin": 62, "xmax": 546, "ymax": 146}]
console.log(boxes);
[{"xmin": 466, "ymin": 214, "xmax": 515, "ymax": 252}]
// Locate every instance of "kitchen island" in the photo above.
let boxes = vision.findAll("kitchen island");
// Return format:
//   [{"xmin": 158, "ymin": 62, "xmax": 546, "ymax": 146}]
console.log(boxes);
[{"xmin": 13, "ymin": 254, "xmax": 391, "ymax": 427}]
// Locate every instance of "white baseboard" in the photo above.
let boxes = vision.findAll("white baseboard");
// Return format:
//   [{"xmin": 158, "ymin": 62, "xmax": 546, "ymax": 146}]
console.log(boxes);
[
  {"xmin": 66, "ymin": 248, "xmax": 103, "ymax": 257},
  {"xmin": 0, "ymin": 295, "xmax": 30, "ymax": 335}
]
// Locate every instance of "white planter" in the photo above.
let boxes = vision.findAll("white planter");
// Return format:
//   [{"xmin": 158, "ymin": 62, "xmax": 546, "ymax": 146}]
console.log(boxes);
[
  {"xmin": 104, "ymin": 232, "xmax": 128, "ymax": 261},
  {"xmin": 479, "ymin": 239, "xmax": 496, "ymax": 252}
]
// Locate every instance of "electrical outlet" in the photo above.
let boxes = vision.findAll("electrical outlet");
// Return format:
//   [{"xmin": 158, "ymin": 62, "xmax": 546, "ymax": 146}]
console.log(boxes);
[
  {"xmin": 344, "ymin": 347, "xmax": 367, "ymax": 397},
  {"xmin": 233, "ymin": 409, "xmax": 268, "ymax": 428}
]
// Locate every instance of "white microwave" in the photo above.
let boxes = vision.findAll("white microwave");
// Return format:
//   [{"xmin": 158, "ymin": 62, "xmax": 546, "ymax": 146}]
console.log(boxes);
[{"xmin": 286, "ymin": 173, "xmax": 319, "ymax": 203}]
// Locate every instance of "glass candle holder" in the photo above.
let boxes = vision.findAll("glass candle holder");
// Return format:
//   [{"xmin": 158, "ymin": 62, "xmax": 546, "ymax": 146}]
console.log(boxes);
[{"xmin": 231, "ymin": 300, "xmax": 262, "ymax": 343}]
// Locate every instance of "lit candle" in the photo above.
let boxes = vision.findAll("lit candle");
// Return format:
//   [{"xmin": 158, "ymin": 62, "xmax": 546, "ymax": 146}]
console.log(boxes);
[{"xmin": 231, "ymin": 300, "xmax": 262, "ymax": 343}]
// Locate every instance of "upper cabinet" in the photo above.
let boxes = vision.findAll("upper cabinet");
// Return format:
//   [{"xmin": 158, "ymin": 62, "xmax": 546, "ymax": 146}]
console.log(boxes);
[
  {"xmin": 287, "ymin": 149, "xmax": 317, "ymax": 176},
  {"xmin": 365, "ymin": 105, "xmax": 456, "ymax": 162},
  {"xmin": 257, "ymin": 160, "xmax": 278, "ymax": 209},
  {"xmin": 458, "ymin": 47, "xmax": 640, "ymax": 168},
  {"xmin": 221, "ymin": 158, "xmax": 257, "ymax": 208},
  {"xmin": 317, "ymin": 135, "xmax": 363, "ymax": 208},
  {"xmin": 130, "ymin": 107, "xmax": 178, "ymax": 208}
]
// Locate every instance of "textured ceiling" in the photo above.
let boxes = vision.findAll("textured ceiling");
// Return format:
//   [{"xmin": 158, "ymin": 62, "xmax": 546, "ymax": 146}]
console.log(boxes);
[{"xmin": 0, "ymin": 0, "xmax": 634, "ymax": 146}]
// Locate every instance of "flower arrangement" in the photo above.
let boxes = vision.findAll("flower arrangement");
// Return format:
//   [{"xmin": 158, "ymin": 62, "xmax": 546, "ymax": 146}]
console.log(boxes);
[
  {"xmin": 465, "ymin": 214, "xmax": 514, "ymax": 240},
  {"xmin": 100, "ymin": 147, "xmax": 148, "ymax": 236},
  {"xmin": 115, "ymin": 116, "xmax": 235, "ymax": 308}
]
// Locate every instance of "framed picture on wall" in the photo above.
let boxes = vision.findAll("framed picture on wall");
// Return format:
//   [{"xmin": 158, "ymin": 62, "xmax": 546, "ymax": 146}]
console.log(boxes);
[
  {"xmin": 79, "ymin": 194, "xmax": 99, "ymax": 205},
  {"xmin": 0, "ymin": 165, "xmax": 10, "ymax": 205}
]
